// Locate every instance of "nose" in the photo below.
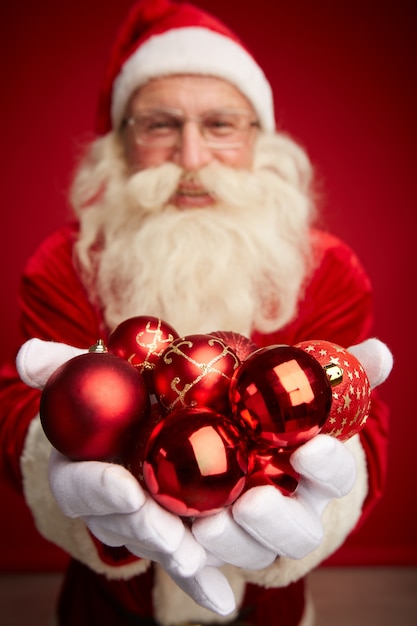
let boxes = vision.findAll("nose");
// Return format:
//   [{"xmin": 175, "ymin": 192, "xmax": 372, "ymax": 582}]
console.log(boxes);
[{"xmin": 172, "ymin": 120, "xmax": 213, "ymax": 171}]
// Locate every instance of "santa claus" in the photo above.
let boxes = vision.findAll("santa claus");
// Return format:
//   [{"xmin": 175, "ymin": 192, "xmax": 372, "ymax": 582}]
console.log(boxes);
[{"xmin": 0, "ymin": 1, "xmax": 391, "ymax": 625}]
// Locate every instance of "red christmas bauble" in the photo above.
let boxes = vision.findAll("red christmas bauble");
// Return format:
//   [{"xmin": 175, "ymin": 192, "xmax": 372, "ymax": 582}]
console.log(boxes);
[
  {"xmin": 295, "ymin": 340, "xmax": 372, "ymax": 440},
  {"xmin": 153, "ymin": 334, "xmax": 240, "ymax": 413},
  {"xmin": 40, "ymin": 350, "xmax": 150, "ymax": 461},
  {"xmin": 107, "ymin": 316, "xmax": 179, "ymax": 392},
  {"xmin": 209, "ymin": 330, "xmax": 259, "ymax": 361},
  {"xmin": 142, "ymin": 406, "xmax": 248, "ymax": 517},
  {"xmin": 245, "ymin": 447, "xmax": 299, "ymax": 496},
  {"xmin": 229, "ymin": 345, "xmax": 332, "ymax": 448}
]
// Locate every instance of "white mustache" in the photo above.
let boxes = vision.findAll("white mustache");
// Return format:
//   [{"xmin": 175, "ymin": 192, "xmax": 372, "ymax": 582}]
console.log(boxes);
[{"xmin": 125, "ymin": 160, "xmax": 267, "ymax": 214}]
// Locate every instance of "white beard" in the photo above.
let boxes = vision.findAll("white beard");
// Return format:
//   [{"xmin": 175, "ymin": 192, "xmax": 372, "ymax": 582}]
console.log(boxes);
[{"xmin": 71, "ymin": 133, "xmax": 315, "ymax": 337}]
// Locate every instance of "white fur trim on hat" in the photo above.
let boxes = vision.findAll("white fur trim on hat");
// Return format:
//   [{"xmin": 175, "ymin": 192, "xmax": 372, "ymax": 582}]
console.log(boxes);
[{"xmin": 112, "ymin": 27, "xmax": 275, "ymax": 132}]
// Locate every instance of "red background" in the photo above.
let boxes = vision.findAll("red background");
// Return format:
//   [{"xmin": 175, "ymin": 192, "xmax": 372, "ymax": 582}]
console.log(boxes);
[{"xmin": 1, "ymin": 0, "xmax": 415, "ymax": 570}]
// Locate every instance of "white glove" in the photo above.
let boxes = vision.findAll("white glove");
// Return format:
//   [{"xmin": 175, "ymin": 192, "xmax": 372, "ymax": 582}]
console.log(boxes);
[
  {"xmin": 169, "ymin": 565, "xmax": 236, "ymax": 616},
  {"xmin": 48, "ymin": 449, "xmax": 206, "ymax": 577},
  {"xmin": 49, "ymin": 449, "xmax": 237, "ymax": 614},
  {"xmin": 193, "ymin": 434, "xmax": 355, "ymax": 566},
  {"xmin": 193, "ymin": 338, "xmax": 393, "ymax": 568},
  {"xmin": 48, "ymin": 450, "xmax": 235, "ymax": 614},
  {"xmin": 16, "ymin": 337, "xmax": 87, "ymax": 388},
  {"xmin": 17, "ymin": 338, "xmax": 237, "ymax": 616},
  {"xmin": 347, "ymin": 337, "xmax": 393, "ymax": 389}
]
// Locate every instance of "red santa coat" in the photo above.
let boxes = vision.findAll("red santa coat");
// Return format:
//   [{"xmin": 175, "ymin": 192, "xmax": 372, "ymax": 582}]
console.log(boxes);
[{"xmin": 0, "ymin": 223, "xmax": 389, "ymax": 626}]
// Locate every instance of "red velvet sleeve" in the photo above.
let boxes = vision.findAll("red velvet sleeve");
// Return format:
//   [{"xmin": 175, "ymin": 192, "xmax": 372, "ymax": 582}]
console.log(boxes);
[
  {"xmin": 0, "ymin": 224, "xmax": 103, "ymax": 489},
  {"xmin": 252, "ymin": 229, "xmax": 390, "ymax": 521}
]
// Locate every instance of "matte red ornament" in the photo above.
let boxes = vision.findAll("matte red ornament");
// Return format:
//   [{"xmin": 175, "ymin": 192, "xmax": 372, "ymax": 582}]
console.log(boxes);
[
  {"xmin": 142, "ymin": 406, "xmax": 248, "ymax": 517},
  {"xmin": 40, "ymin": 347, "xmax": 150, "ymax": 461},
  {"xmin": 295, "ymin": 340, "xmax": 372, "ymax": 440},
  {"xmin": 229, "ymin": 345, "xmax": 332, "ymax": 448},
  {"xmin": 153, "ymin": 334, "xmax": 240, "ymax": 413},
  {"xmin": 245, "ymin": 447, "xmax": 299, "ymax": 496},
  {"xmin": 107, "ymin": 316, "xmax": 179, "ymax": 392},
  {"xmin": 209, "ymin": 330, "xmax": 259, "ymax": 361}
]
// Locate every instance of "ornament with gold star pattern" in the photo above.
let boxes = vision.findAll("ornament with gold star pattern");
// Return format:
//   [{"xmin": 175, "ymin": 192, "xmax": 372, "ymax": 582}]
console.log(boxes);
[{"xmin": 295, "ymin": 339, "xmax": 372, "ymax": 441}]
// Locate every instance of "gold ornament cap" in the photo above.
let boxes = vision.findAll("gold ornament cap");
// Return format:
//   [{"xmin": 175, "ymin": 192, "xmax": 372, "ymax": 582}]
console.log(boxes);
[
  {"xmin": 88, "ymin": 339, "xmax": 108, "ymax": 353},
  {"xmin": 323, "ymin": 363, "xmax": 344, "ymax": 386}
]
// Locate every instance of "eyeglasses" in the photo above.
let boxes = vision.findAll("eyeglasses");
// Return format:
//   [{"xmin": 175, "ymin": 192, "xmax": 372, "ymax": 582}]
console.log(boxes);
[{"xmin": 124, "ymin": 107, "xmax": 259, "ymax": 150}]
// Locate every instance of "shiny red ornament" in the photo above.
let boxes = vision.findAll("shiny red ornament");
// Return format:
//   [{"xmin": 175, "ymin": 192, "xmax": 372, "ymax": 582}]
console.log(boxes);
[
  {"xmin": 245, "ymin": 448, "xmax": 299, "ymax": 496},
  {"xmin": 209, "ymin": 330, "xmax": 259, "ymax": 361},
  {"xmin": 153, "ymin": 334, "xmax": 240, "ymax": 413},
  {"xmin": 142, "ymin": 406, "xmax": 248, "ymax": 517},
  {"xmin": 295, "ymin": 340, "xmax": 372, "ymax": 441},
  {"xmin": 107, "ymin": 316, "xmax": 179, "ymax": 392},
  {"xmin": 229, "ymin": 345, "xmax": 332, "ymax": 448},
  {"xmin": 40, "ymin": 349, "xmax": 150, "ymax": 461}
]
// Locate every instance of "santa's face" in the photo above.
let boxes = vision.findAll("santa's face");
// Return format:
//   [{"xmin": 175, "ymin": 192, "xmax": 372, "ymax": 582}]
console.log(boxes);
[{"xmin": 121, "ymin": 75, "xmax": 259, "ymax": 209}]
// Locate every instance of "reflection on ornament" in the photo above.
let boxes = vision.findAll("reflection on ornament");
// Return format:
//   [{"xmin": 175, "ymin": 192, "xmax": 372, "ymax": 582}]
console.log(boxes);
[
  {"xmin": 142, "ymin": 406, "xmax": 248, "ymax": 517},
  {"xmin": 154, "ymin": 334, "xmax": 240, "ymax": 413},
  {"xmin": 246, "ymin": 447, "xmax": 299, "ymax": 496},
  {"xmin": 107, "ymin": 316, "xmax": 179, "ymax": 392},
  {"xmin": 229, "ymin": 345, "xmax": 332, "ymax": 448},
  {"xmin": 295, "ymin": 340, "xmax": 372, "ymax": 440}
]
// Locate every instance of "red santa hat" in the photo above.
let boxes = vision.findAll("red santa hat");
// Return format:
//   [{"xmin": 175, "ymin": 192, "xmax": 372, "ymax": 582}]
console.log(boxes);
[{"xmin": 96, "ymin": 0, "xmax": 275, "ymax": 135}]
